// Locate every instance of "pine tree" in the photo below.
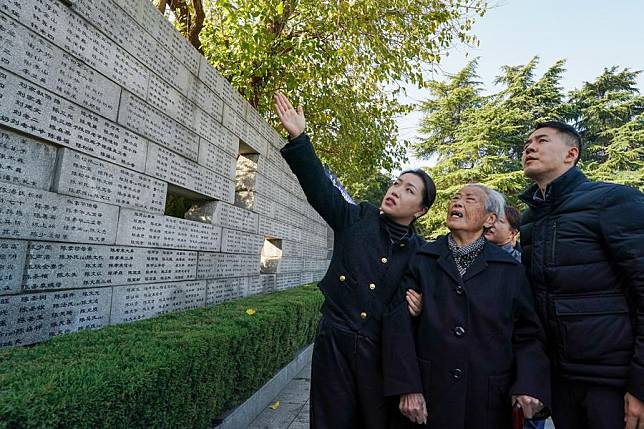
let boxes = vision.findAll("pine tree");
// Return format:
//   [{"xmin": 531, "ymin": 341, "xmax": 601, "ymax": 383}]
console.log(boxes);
[
  {"xmin": 569, "ymin": 67, "xmax": 644, "ymax": 187},
  {"xmin": 415, "ymin": 57, "xmax": 570, "ymax": 237}
]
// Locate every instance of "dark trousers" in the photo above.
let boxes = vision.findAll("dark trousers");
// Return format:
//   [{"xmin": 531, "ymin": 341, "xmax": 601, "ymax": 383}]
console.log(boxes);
[
  {"xmin": 310, "ymin": 317, "xmax": 390, "ymax": 429},
  {"xmin": 551, "ymin": 374, "xmax": 625, "ymax": 429}
]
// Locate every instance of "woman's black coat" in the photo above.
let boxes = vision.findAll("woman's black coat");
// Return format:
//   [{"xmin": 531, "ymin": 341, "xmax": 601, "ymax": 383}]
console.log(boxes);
[
  {"xmin": 281, "ymin": 133, "xmax": 424, "ymax": 339},
  {"xmin": 382, "ymin": 236, "xmax": 551, "ymax": 429}
]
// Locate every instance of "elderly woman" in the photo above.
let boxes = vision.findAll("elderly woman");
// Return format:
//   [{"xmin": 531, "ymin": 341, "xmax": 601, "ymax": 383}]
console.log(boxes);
[{"xmin": 383, "ymin": 184, "xmax": 550, "ymax": 429}]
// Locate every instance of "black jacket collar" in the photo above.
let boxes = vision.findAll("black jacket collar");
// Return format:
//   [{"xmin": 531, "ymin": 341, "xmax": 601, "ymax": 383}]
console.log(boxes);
[
  {"xmin": 378, "ymin": 211, "xmax": 416, "ymax": 245},
  {"xmin": 418, "ymin": 235, "xmax": 518, "ymax": 284},
  {"xmin": 519, "ymin": 167, "xmax": 588, "ymax": 208}
]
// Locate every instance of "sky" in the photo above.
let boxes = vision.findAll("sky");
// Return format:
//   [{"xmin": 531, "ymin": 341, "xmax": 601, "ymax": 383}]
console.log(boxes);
[{"xmin": 395, "ymin": 0, "xmax": 644, "ymax": 173}]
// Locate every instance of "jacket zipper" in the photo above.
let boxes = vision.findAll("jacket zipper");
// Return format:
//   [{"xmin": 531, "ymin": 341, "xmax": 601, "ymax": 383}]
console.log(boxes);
[{"xmin": 550, "ymin": 220, "xmax": 557, "ymax": 265}]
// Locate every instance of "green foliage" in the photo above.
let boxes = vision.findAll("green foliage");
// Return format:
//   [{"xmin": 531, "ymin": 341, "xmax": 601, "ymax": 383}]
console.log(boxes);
[
  {"xmin": 415, "ymin": 58, "xmax": 644, "ymax": 238},
  {"xmin": 191, "ymin": 0, "xmax": 487, "ymax": 194},
  {"xmin": 0, "ymin": 285, "xmax": 323, "ymax": 429}
]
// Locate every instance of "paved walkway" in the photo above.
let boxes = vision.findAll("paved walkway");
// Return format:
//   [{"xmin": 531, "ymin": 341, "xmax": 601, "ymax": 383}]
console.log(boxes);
[
  {"xmin": 247, "ymin": 363, "xmax": 311, "ymax": 429},
  {"xmin": 247, "ymin": 363, "xmax": 555, "ymax": 428}
]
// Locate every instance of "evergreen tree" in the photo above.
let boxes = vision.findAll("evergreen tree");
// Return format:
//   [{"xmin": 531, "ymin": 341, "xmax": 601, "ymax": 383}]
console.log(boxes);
[
  {"xmin": 415, "ymin": 59, "xmax": 643, "ymax": 238},
  {"xmin": 569, "ymin": 67, "xmax": 644, "ymax": 187}
]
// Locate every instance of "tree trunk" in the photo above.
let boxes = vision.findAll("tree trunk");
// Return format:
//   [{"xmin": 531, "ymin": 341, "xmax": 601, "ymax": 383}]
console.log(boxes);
[
  {"xmin": 156, "ymin": 0, "xmax": 167, "ymax": 13},
  {"xmin": 189, "ymin": 0, "xmax": 205, "ymax": 53}
]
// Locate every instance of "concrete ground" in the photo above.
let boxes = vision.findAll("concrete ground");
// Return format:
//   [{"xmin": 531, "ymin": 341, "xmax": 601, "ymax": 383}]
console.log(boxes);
[
  {"xmin": 247, "ymin": 363, "xmax": 555, "ymax": 428},
  {"xmin": 247, "ymin": 363, "xmax": 311, "ymax": 429}
]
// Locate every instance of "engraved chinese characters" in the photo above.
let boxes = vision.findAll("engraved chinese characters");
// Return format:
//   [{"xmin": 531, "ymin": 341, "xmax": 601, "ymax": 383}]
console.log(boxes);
[{"xmin": 0, "ymin": 0, "xmax": 330, "ymax": 348}]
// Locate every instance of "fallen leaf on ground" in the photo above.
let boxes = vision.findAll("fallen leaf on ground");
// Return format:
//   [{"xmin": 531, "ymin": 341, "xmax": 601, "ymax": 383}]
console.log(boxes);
[{"xmin": 269, "ymin": 400, "xmax": 280, "ymax": 410}]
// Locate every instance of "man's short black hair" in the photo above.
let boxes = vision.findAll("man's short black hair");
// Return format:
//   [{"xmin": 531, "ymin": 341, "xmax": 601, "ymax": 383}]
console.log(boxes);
[{"xmin": 534, "ymin": 121, "xmax": 582, "ymax": 164}]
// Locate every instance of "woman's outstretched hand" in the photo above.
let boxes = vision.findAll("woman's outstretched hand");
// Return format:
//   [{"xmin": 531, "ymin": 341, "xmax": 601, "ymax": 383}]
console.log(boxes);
[{"xmin": 274, "ymin": 92, "xmax": 305, "ymax": 138}]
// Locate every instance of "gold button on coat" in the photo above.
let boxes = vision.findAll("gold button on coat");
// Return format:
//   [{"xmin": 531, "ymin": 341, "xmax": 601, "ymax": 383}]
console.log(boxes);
[
  {"xmin": 339, "ymin": 275, "xmax": 346, "ymax": 281},
  {"xmin": 360, "ymin": 312, "xmax": 367, "ymax": 319},
  {"xmin": 369, "ymin": 283, "xmax": 376, "ymax": 290},
  {"xmin": 381, "ymin": 257, "xmax": 388, "ymax": 263}
]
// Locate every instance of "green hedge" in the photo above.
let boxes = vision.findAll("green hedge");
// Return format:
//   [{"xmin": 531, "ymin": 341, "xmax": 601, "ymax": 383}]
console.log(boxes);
[{"xmin": 0, "ymin": 284, "xmax": 323, "ymax": 429}]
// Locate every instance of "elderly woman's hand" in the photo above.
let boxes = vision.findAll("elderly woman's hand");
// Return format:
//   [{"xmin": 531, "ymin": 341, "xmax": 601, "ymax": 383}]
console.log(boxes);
[
  {"xmin": 400, "ymin": 392, "xmax": 428, "ymax": 424},
  {"xmin": 406, "ymin": 289, "xmax": 423, "ymax": 316},
  {"xmin": 512, "ymin": 394, "xmax": 544, "ymax": 419}
]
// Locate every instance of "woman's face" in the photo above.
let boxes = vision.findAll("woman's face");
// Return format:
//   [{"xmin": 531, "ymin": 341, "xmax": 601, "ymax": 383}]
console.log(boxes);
[
  {"xmin": 380, "ymin": 173, "xmax": 426, "ymax": 222},
  {"xmin": 485, "ymin": 216, "xmax": 517, "ymax": 246}
]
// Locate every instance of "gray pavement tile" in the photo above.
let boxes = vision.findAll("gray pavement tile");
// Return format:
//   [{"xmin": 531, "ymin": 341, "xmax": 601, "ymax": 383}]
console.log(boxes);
[
  {"xmin": 274, "ymin": 378, "xmax": 311, "ymax": 404},
  {"xmin": 247, "ymin": 402, "xmax": 305, "ymax": 429},
  {"xmin": 286, "ymin": 422, "xmax": 309, "ymax": 429},
  {"xmin": 297, "ymin": 363, "xmax": 311, "ymax": 379}
]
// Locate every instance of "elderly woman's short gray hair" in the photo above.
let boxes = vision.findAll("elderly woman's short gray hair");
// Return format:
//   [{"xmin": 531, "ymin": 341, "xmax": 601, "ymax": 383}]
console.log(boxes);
[{"xmin": 464, "ymin": 184, "xmax": 506, "ymax": 220}]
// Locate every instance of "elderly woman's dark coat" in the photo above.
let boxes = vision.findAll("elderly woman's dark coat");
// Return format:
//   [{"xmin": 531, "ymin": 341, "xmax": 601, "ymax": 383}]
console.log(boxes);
[
  {"xmin": 281, "ymin": 133, "xmax": 426, "ymax": 429},
  {"xmin": 382, "ymin": 236, "xmax": 551, "ymax": 429}
]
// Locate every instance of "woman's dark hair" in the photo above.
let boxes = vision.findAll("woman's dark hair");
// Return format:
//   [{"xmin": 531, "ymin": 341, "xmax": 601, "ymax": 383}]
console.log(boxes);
[
  {"xmin": 399, "ymin": 169, "xmax": 437, "ymax": 212},
  {"xmin": 504, "ymin": 205, "xmax": 521, "ymax": 232}
]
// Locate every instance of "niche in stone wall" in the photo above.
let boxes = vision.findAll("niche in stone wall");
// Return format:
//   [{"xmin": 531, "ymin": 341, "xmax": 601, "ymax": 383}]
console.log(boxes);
[
  {"xmin": 164, "ymin": 184, "xmax": 211, "ymax": 220},
  {"xmin": 260, "ymin": 238, "xmax": 282, "ymax": 274},
  {"xmin": 234, "ymin": 141, "xmax": 260, "ymax": 210}
]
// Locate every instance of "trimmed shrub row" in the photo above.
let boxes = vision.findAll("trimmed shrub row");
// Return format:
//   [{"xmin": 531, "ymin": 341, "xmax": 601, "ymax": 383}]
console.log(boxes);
[{"xmin": 0, "ymin": 284, "xmax": 323, "ymax": 428}]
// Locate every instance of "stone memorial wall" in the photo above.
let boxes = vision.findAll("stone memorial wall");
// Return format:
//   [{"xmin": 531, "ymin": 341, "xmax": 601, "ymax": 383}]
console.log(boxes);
[{"xmin": 0, "ymin": 0, "xmax": 332, "ymax": 348}]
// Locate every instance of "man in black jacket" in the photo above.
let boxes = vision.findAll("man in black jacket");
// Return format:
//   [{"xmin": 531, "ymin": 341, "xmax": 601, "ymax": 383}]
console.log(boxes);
[
  {"xmin": 519, "ymin": 121, "xmax": 644, "ymax": 429},
  {"xmin": 274, "ymin": 93, "xmax": 436, "ymax": 428}
]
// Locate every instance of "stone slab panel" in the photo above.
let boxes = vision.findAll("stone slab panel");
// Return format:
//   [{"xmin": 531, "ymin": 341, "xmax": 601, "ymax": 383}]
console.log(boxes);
[
  {"xmin": 53, "ymin": 148, "xmax": 167, "ymax": 213},
  {"xmin": 223, "ymin": 104, "xmax": 248, "ymax": 144},
  {"xmin": 247, "ymin": 275, "xmax": 262, "ymax": 295},
  {"xmin": 258, "ymin": 216, "xmax": 302, "ymax": 242},
  {"xmin": 72, "ymin": 0, "xmax": 191, "ymax": 95},
  {"xmin": 187, "ymin": 75, "xmax": 224, "ymax": 123},
  {"xmin": 111, "ymin": 0, "xmax": 200, "ymax": 74},
  {"xmin": 0, "ymin": 287, "xmax": 112, "ymax": 348},
  {"xmin": 303, "ymin": 259, "xmax": 330, "ymax": 272},
  {"xmin": 0, "ymin": 182, "xmax": 119, "ymax": 244},
  {"xmin": 145, "ymin": 74, "xmax": 201, "ymax": 131},
  {"xmin": 271, "ymin": 201, "xmax": 304, "ymax": 229},
  {"xmin": 116, "ymin": 209, "xmax": 221, "ymax": 251},
  {"xmin": 197, "ymin": 252, "xmax": 261, "ymax": 279},
  {"xmin": 302, "ymin": 243, "xmax": 328, "ymax": 260},
  {"xmin": 277, "ymin": 258, "xmax": 304, "ymax": 273},
  {"xmin": 260, "ymin": 274, "xmax": 276, "ymax": 293},
  {"xmin": 185, "ymin": 201, "xmax": 259, "ymax": 233},
  {"xmin": 243, "ymin": 125, "xmax": 268, "ymax": 156},
  {"xmin": 199, "ymin": 124, "xmax": 237, "ymax": 159},
  {"xmin": 23, "ymin": 242, "xmax": 197, "ymax": 291},
  {"xmin": 244, "ymin": 192, "xmax": 273, "ymax": 217},
  {"xmin": 145, "ymin": 143, "xmax": 235, "ymax": 203},
  {"xmin": 110, "ymin": 280, "xmax": 206, "ymax": 324},
  {"xmin": 0, "ymin": 239, "xmax": 27, "ymax": 295},
  {"xmin": 281, "ymin": 240, "xmax": 303, "ymax": 258},
  {"xmin": 118, "ymin": 91, "xmax": 199, "ymax": 161},
  {"xmin": 220, "ymin": 229, "xmax": 264, "ymax": 254},
  {"xmin": 198, "ymin": 56, "xmax": 226, "ymax": 96},
  {"xmin": 0, "ymin": 128, "xmax": 57, "ymax": 190},
  {"xmin": 275, "ymin": 272, "xmax": 302, "ymax": 291},
  {"xmin": 197, "ymin": 140, "xmax": 237, "ymax": 179},
  {"xmin": 0, "ymin": 0, "xmax": 149, "ymax": 98},
  {"xmin": 0, "ymin": 69, "xmax": 148, "ymax": 172},
  {"xmin": 0, "ymin": 11, "xmax": 121, "ymax": 120},
  {"xmin": 205, "ymin": 276, "xmax": 247, "ymax": 304},
  {"xmin": 301, "ymin": 229, "xmax": 327, "ymax": 249}
]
